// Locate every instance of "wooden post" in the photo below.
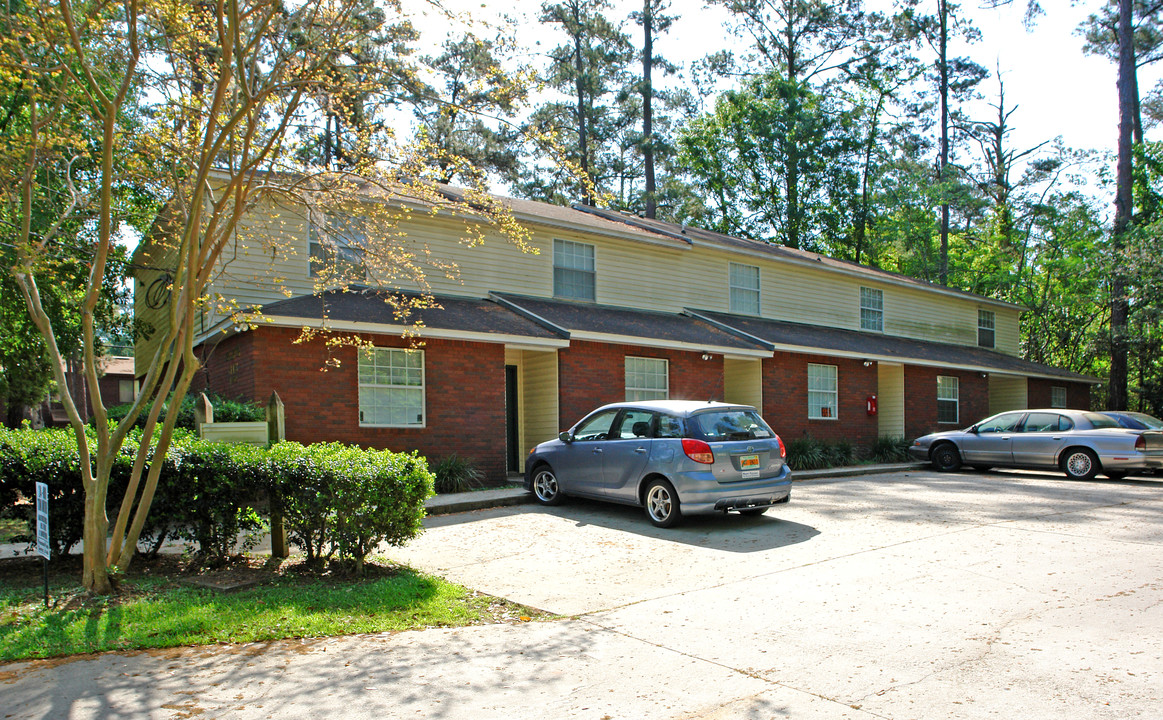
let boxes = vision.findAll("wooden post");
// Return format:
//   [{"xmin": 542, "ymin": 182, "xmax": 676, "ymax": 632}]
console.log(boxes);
[
  {"xmin": 193, "ymin": 392, "xmax": 213, "ymax": 433},
  {"xmin": 267, "ymin": 391, "xmax": 289, "ymax": 558}
]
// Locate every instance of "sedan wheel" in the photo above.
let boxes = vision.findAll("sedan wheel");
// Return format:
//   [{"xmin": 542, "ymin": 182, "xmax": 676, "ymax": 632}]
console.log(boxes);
[
  {"xmin": 644, "ymin": 479, "xmax": 682, "ymax": 528},
  {"xmin": 532, "ymin": 466, "xmax": 564, "ymax": 505},
  {"xmin": 931, "ymin": 443, "xmax": 962, "ymax": 472},
  {"xmin": 1061, "ymin": 448, "xmax": 1099, "ymax": 481}
]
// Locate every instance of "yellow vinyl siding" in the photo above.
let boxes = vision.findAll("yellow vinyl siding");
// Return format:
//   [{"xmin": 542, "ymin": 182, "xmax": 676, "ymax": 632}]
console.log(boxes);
[
  {"xmin": 989, "ymin": 375, "xmax": 1028, "ymax": 415},
  {"xmin": 877, "ymin": 363, "xmax": 906, "ymax": 438},
  {"xmin": 203, "ymin": 199, "xmax": 1022, "ymax": 355},
  {"xmin": 723, "ymin": 358, "xmax": 763, "ymax": 407},
  {"xmin": 520, "ymin": 350, "xmax": 559, "ymax": 465}
]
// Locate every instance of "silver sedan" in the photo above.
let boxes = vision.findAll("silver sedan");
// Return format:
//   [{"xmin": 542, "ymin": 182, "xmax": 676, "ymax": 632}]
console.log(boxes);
[{"xmin": 909, "ymin": 409, "xmax": 1163, "ymax": 481}]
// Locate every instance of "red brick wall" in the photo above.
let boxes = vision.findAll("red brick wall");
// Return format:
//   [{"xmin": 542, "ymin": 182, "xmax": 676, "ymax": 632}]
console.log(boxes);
[
  {"xmin": 557, "ymin": 341, "xmax": 724, "ymax": 428},
  {"xmin": 1027, "ymin": 379, "xmax": 1092, "ymax": 410},
  {"xmin": 903, "ymin": 366, "xmax": 989, "ymax": 439},
  {"xmin": 760, "ymin": 353, "xmax": 879, "ymax": 448},
  {"xmin": 197, "ymin": 327, "xmax": 508, "ymax": 482}
]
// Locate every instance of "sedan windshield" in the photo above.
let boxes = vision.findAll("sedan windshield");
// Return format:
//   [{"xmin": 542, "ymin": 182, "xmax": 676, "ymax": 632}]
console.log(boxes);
[{"xmin": 689, "ymin": 410, "xmax": 774, "ymax": 440}]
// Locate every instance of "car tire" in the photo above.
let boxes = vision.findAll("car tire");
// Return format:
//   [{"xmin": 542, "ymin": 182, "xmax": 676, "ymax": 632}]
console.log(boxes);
[
  {"xmin": 931, "ymin": 443, "xmax": 962, "ymax": 472},
  {"xmin": 739, "ymin": 508, "xmax": 767, "ymax": 517},
  {"xmin": 531, "ymin": 465, "xmax": 564, "ymax": 506},
  {"xmin": 1060, "ymin": 448, "xmax": 1099, "ymax": 481},
  {"xmin": 643, "ymin": 479, "xmax": 682, "ymax": 528}
]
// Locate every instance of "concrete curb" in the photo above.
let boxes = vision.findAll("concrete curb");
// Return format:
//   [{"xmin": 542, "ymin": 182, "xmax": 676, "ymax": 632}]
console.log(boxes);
[{"xmin": 424, "ymin": 462, "xmax": 926, "ymax": 516}]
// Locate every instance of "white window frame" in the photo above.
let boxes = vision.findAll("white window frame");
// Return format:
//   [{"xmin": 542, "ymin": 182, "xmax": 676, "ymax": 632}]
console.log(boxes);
[
  {"xmin": 553, "ymin": 238, "xmax": 596, "ymax": 301},
  {"xmin": 310, "ymin": 214, "xmax": 368, "ymax": 281},
  {"xmin": 729, "ymin": 262, "xmax": 761, "ymax": 315},
  {"xmin": 860, "ymin": 287, "xmax": 884, "ymax": 332},
  {"xmin": 625, "ymin": 356, "xmax": 669, "ymax": 401},
  {"xmin": 1050, "ymin": 385, "xmax": 1068, "ymax": 408},
  {"xmin": 807, "ymin": 363, "xmax": 838, "ymax": 420},
  {"xmin": 937, "ymin": 375, "xmax": 959, "ymax": 424},
  {"xmin": 978, "ymin": 309, "xmax": 996, "ymax": 348},
  {"xmin": 358, "ymin": 347, "xmax": 426, "ymax": 427}
]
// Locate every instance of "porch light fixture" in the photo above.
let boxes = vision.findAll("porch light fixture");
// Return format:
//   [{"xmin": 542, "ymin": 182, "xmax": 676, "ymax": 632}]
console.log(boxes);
[
  {"xmin": 980, "ymin": 372, "xmax": 989, "ymax": 378},
  {"xmin": 701, "ymin": 353, "xmax": 713, "ymax": 361},
  {"xmin": 862, "ymin": 360, "xmax": 873, "ymax": 367}
]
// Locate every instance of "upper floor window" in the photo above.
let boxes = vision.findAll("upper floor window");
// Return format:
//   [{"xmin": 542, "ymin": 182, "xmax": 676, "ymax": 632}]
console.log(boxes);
[
  {"xmin": 626, "ymin": 356, "xmax": 668, "ymax": 401},
  {"xmin": 808, "ymin": 363, "xmax": 838, "ymax": 419},
  {"xmin": 358, "ymin": 347, "xmax": 425, "ymax": 427},
  {"xmin": 1050, "ymin": 385, "xmax": 1067, "ymax": 408},
  {"xmin": 937, "ymin": 375, "xmax": 959, "ymax": 424},
  {"xmin": 978, "ymin": 309, "xmax": 995, "ymax": 348},
  {"xmin": 860, "ymin": 287, "xmax": 883, "ymax": 332},
  {"xmin": 729, "ymin": 262, "xmax": 761, "ymax": 315},
  {"xmin": 553, "ymin": 239, "xmax": 596, "ymax": 301},
  {"xmin": 310, "ymin": 215, "xmax": 367, "ymax": 281}
]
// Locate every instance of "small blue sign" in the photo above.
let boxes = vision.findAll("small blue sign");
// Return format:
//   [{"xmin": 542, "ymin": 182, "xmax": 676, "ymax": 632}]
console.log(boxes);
[{"xmin": 35, "ymin": 482, "xmax": 50, "ymax": 560}]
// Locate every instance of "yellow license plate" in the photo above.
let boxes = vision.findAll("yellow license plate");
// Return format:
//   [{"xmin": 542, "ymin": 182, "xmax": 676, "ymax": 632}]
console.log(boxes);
[{"xmin": 740, "ymin": 455, "xmax": 760, "ymax": 469}]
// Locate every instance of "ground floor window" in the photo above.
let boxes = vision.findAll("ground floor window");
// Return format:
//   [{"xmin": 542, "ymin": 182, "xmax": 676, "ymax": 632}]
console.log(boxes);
[
  {"xmin": 358, "ymin": 347, "xmax": 425, "ymax": 426},
  {"xmin": 937, "ymin": 375, "xmax": 959, "ymax": 423},
  {"xmin": 808, "ymin": 363, "xmax": 838, "ymax": 419},
  {"xmin": 625, "ymin": 356, "xmax": 668, "ymax": 401},
  {"xmin": 1050, "ymin": 385, "xmax": 1067, "ymax": 408}
]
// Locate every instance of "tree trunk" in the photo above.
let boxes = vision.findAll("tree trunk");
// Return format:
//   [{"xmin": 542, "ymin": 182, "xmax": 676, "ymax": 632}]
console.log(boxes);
[
  {"xmin": 571, "ymin": 4, "xmax": 592, "ymax": 206},
  {"xmin": 641, "ymin": 1, "xmax": 656, "ymax": 219},
  {"xmin": 938, "ymin": 0, "xmax": 950, "ymax": 286},
  {"xmin": 1110, "ymin": 0, "xmax": 1135, "ymax": 411}
]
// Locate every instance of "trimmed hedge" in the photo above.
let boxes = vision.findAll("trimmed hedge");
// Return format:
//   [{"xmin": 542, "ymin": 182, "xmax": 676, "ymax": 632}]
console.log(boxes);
[
  {"xmin": 0, "ymin": 428, "xmax": 434, "ymax": 570},
  {"xmin": 101, "ymin": 393, "xmax": 265, "ymax": 431}
]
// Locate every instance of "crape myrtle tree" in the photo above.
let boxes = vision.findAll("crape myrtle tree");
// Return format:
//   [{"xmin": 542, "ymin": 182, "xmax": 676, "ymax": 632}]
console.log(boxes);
[{"xmin": 3, "ymin": 0, "xmax": 529, "ymax": 595}]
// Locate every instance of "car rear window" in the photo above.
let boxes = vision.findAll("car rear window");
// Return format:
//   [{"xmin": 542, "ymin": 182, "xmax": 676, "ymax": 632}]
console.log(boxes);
[
  {"xmin": 689, "ymin": 410, "xmax": 774, "ymax": 440},
  {"xmin": 1083, "ymin": 412, "xmax": 1121, "ymax": 429}
]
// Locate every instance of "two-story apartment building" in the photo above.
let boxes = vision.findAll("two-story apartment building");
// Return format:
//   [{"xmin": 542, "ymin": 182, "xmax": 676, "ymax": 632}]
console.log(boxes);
[{"xmin": 134, "ymin": 189, "xmax": 1095, "ymax": 482}]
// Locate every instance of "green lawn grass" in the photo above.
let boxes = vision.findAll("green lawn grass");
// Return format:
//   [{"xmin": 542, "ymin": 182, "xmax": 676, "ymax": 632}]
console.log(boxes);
[{"xmin": 0, "ymin": 558, "xmax": 544, "ymax": 662}]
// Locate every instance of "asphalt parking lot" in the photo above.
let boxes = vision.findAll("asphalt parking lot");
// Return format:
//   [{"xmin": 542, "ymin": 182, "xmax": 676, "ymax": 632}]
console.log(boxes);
[{"xmin": 4, "ymin": 468, "xmax": 1161, "ymax": 719}]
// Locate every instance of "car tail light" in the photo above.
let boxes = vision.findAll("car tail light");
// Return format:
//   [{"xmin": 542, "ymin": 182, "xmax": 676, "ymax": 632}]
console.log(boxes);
[
  {"xmin": 1136, "ymin": 435, "xmax": 1147, "ymax": 451},
  {"xmin": 777, "ymin": 434, "xmax": 786, "ymax": 459},
  {"xmin": 682, "ymin": 438, "xmax": 715, "ymax": 464}
]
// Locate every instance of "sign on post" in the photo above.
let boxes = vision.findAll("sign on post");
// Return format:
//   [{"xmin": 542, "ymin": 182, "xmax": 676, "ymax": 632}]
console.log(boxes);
[
  {"xmin": 35, "ymin": 482, "xmax": 50, "ymax": 607},
  {"xmin": 35, "ymin": 482, "xmax": 50, "ymax": 560}
]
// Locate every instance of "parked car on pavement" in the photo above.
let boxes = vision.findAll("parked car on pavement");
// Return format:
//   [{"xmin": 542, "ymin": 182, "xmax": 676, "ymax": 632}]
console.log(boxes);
[
  {"xmin": 909, "ymin": 409, "xmax": 1163, "ymax": 481},
  {"xmin": 524, "ymin": 400, "xmax": 792, "ymax": 527},
  {"xmin": 1101, "ymin": 411, "xmax": 1163, "ymax": 430}
]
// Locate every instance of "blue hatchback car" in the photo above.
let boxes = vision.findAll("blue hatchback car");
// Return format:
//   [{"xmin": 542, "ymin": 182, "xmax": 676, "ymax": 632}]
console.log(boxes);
[{"xmin": 524, "ymin": 400, "xmax": 792, "ymax": 527}]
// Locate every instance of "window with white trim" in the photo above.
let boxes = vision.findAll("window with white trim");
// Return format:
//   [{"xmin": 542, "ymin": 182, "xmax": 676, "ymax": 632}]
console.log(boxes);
[
  {"xmin": 978, "ymin": 309, "xmax": 995, "ymax": 348},
  {"xmin": 625, "ymin": 357, "xmax": 668, "ymax": 401},
  {"xmin": 358, "ymin": 348, "xmax": 425, "ymax": 426},
  {"xmin": 310, "ymin": 215, "xmax": 367, "ymax": 280},
  {"xmin": 860, "ymin": 287, "xmax": 883, "ymax": 331},
  {"xmin": 1050, "ymin": 385, "xmax": 1067, "ymax": 408},
  {"xmin": 937, "ymin": 375, "xmax": 959, "ymax": 423},
  {"xmin": 729, "ymin": 262, "xmax": 760, "ymax": 315},
  {"xmin": 118, "ymin": 379, "xmax": 136, "ymax": 404},
  {"xmin": 553, "ymin": 239, "xmax": 596, "ymax": 301},
  {"xmin": 808, "ymin": 363, "xmax": 838, "ymax": 419}
]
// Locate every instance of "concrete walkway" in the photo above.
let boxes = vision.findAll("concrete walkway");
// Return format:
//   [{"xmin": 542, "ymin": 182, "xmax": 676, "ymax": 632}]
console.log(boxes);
[{"xmin": 5, "ymin": 465, "xmax": 1160, "ymax": 719}]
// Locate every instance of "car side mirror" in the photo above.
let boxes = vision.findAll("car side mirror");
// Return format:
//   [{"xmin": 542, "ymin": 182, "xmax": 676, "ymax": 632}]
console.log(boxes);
[{"xmin": 558, "ymin": 431, "xmax": 573, "ymax": 444}]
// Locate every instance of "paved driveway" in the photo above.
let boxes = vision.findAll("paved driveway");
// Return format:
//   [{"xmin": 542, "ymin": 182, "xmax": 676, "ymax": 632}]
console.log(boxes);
[{"xmin": 4, "ymin": 469, "xmax": 1161, "ymax": 719}]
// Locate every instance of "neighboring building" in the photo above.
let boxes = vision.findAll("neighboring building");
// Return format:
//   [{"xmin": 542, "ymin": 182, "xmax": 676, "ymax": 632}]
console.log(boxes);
[{"xmin": 133, "ymin": 191, "xmax": 1095, "ymax": 482}]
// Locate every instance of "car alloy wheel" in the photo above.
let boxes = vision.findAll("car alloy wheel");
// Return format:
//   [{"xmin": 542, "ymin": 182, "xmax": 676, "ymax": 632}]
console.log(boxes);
[
  {"xmin": 532, "ymin": 467, "xmax": 564, "ymax": 505},
  {"xmin": 1061, "ymin": 449, "xmax": 1098, "ymax": 481},
  {"xmin": 644, "ymin": 479, "xmax": 681, "ymax": 528}
]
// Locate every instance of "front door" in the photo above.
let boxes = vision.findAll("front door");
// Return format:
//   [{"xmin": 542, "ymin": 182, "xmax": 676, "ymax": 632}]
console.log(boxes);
[{"xmin": 505, "ymin": 365, "xmax": 519, "ymax": 473}]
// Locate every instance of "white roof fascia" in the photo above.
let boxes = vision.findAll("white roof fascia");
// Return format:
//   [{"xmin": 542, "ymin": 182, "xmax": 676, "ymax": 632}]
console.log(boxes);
[
  {"xmin": 211, "ymin": 315, "xmax": 570, "ymax": 349},
  {"xmin": 568, "ymin": 330, "xmax": 772, "ymax": 360}
]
